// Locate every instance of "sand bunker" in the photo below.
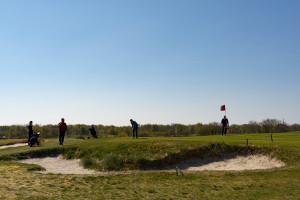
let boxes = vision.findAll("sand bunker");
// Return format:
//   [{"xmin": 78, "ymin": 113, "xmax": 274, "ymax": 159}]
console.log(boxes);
[
  {"xmin": 18, "ymin": 154, "xmax": 285, "ymax": 175},
  {"xmin": 19, "ymin": 155, "xmax": 100, "ymax": 175},
  {"xmin": 172, "ymin": 155, "xmax": 285, "ymax": 171},
  {"xmin": 0, "ymin": 143, "xmax": 28, "ymax": 149}
]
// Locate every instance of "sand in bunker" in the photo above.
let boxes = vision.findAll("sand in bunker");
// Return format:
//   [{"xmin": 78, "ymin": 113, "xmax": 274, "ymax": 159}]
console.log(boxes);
[
  {"xmin": 172, "ymin": 155, "xmax": 285, "ymax": 171},
  {"xmin": 19, "ymin": 155, "xmax": 100, "ymax": 175},
  {"xmin": 18, "ymin": 154, "xmax": 285, "ymax": 175}
]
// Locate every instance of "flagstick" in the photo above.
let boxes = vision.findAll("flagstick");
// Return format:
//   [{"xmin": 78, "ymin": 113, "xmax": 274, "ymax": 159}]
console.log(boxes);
[{"xmin": 226, "ymin": 109, "xmax": 228, "ymax": 134}]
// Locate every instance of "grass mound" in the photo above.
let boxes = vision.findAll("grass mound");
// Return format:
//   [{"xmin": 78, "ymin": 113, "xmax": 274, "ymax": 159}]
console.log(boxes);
[
  {"xmin": 1, "ymin": 132, "xmax": 299, "ymax": 171},
  {"xmin": 65, "ymin": 142, "xmax": 296, "ymax": 171},
  {"xmin": 2, "ymin": 142, "xmax": 294, "ymax": 172}
]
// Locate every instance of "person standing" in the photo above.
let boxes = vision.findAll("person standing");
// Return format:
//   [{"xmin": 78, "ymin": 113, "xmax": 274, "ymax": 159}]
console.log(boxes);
[
  {"xmin": 221, "ymin": 116, "xmax": 229, "ymax": 136},
  {"xmin": 130, "ymin": 119, "xmax": 138, "ymax": 139},
  {"xmin": 28, "ymin": 121, "xmax": 33, "ymax": 145},
  {"xmin": 58, "ymin": 118, "xmax": 67, "ymax": 145}
]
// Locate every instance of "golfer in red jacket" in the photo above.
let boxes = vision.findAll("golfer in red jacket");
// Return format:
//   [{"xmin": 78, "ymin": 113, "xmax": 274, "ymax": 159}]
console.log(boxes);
[{"xmin": 58, "ymin": 118, "xmax": 67, "ymax": 145}]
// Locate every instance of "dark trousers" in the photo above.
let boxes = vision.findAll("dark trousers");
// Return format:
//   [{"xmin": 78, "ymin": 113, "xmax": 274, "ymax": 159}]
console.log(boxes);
[
  {"xmin": 28, "ymin": 133, "xmax": 33, "ymax": 145},
  {"xmin": 132, "ymin": 127, "xmax": 138, "ymax": 139},
  {"xmin": 222, "ymin": 126, "xmax": 227, "ymax": 136},
  {"xmin": 28, "ymin": 133, "xmax": 33, "ymax": 143},
  {"xmin": 59, "ymin": 131, "xmax": 65, "ymax": 145}
]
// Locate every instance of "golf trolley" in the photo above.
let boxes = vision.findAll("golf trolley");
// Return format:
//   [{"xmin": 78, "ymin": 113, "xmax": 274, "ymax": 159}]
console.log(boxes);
[{"xmin": 29, "ymin": 132, "xmax": 41, "ymax": 147}]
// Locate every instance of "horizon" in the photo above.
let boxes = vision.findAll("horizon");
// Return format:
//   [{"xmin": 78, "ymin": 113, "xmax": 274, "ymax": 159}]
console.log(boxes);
[{"xmin": 0, "ymin": 117, "xmax": 294, "ymax": 127}]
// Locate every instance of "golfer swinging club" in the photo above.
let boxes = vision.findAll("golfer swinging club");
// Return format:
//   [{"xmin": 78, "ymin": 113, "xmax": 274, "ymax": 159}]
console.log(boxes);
[{"xmin": 130, "ymin": 119, "xmax": 138, "ymax": 139}]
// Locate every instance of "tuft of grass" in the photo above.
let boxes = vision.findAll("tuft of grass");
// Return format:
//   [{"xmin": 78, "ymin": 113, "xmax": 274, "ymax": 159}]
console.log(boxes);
[
  {"xmin": 25, "ymin": 164, "xmax": 45, "ymax": 172},
  {"xmin": 81, "ymin": 155, "xmax": 95, "ymax": 168}
]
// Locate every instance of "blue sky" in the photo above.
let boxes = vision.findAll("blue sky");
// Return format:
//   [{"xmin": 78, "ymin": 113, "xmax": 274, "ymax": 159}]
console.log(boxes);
[{"xmin": 0, "ymin": 0, "xmax": 299, "ymax": 126}]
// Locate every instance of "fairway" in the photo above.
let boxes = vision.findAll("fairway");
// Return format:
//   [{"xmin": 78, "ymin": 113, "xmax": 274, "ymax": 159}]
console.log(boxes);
[{"xmin": 0, "ymin": 132, "xmax": 299, "ymax": 199}]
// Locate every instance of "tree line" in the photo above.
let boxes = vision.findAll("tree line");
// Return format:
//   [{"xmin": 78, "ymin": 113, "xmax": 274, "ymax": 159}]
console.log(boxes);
[{"xmin": 0, "ymin": 119, "xmax": 299, "ymax": 139}]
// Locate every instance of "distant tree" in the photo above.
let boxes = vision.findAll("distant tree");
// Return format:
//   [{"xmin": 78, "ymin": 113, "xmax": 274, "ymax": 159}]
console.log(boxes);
[
  {"xmin": 208, "ymin": 122, "xmax": 221, "ymax": 135},
  {"xmin": 290, "ymin": 124, "xmax": 300, "ymax": 131},
  {"xmin": 2, "ymin": 118, "xmax": 298, "ymax": 139},
  {"xmin": 260, "ymin": 119, "xmax": 281, "ymax": 133},
  {"xmin": 273, "ymin": 124, "xmax": 290, "ymax": 133},
  {"xmin": 245, "ymin": 121, "xmax": 261, "ymax": 133}
]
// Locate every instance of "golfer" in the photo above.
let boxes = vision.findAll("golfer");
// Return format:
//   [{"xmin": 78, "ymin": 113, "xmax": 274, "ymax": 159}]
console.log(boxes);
[
  {"xmin": 221, "ymin": 116, "xmax": 229, "ymax": 136},
  {"xmin": 89, "ymin": 125, "xmax": 98, "ymax": 139},
  {"xmin": 130, "ymin": 119, "xmax": 138, "ymax": 139},
  {"xmin": 58, "ymin": 118, "xmax": 67, "ymax": 145},
  {"xmin": 28, "ymin": 121, "xmax": 33, "ymax": 145}
]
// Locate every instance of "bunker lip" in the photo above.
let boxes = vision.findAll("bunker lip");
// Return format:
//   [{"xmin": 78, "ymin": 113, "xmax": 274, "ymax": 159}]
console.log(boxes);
[{"xmin": 17, "ymin": 154, "xmax": 285, "ymax": 175}]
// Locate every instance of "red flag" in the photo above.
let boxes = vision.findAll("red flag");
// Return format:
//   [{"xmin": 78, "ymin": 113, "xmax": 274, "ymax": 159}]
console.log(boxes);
[{"xmin": 220, "ymin": 105, "xmax": 225, "ymax": 111}]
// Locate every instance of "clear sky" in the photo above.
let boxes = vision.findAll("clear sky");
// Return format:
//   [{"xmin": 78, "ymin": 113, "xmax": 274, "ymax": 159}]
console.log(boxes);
[{"xmin": 0, "ymin": 0, "xmax": 299, "ymax": 126}]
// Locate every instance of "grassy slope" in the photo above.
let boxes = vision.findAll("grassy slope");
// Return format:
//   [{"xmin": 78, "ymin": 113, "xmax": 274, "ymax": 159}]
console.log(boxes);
[
  {"xmin": 0, "ymin": 138, "xmax": 84, "ymax": 159},
  {"xmin": 72, "ymin": 136, "xmax": 299, "ymax": 170},
  {"xmin": 0, "ymin": 139, "xmax": 27, "ymax": 146},
  {"xmin": 0, "ymin": 132, "xmax": 299, "ymax": 199}
]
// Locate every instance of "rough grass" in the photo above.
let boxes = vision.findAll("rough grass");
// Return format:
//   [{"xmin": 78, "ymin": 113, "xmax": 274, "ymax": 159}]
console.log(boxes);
[{"xmin": 0, "ymin": 162, "xmax": 299, "ymax": 199}]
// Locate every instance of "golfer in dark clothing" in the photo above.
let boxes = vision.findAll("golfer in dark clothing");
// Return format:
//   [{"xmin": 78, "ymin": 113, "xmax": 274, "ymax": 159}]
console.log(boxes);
[
  {"xmin": 58, "ymin": 118, "xmax": 67, "ymax": 145},
  {"xmin": 28, "ymin": 121, "xmax": 33, "ymax": 145},
  {"xmin": 89, "ymin": 125, "xmax": 98, "ymax": 139},
  {"xmin": 221, "ymin": 116, "xmax": 229, "ymax": 136},
  {"xmin": 130, "ymin": 119, "xmax": 138, "ymax": 139}
]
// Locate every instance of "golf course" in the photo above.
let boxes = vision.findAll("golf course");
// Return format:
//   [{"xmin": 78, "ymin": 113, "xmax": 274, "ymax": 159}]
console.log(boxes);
[
  {"xmin": 0, "ymin": 132, "xmax": 299, "ymax": 199},
  {"xmin": 2, "ymin": 0, "xmax": 300, "ymax": 199}
]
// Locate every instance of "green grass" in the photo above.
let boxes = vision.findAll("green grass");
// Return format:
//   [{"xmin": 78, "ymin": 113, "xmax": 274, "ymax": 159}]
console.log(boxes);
[
  {"xmin": 2, "ymin": 132, "xmax": 299, "ymax": 170},
  {"xmin": 0, "ymin": 138, "xmax": 83, "ymax": 159},
  {"xmin": 0, "ymin": 139, "xmax": 27, "ymax": 146},
  {"xmin": 0, "ymin": 132, "xmax": 299, "ymax": 199}
]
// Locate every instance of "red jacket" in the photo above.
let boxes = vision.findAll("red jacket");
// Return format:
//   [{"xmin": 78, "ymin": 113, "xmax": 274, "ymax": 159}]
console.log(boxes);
[{"xmin": 58, "ymin": 122, "xmax": 67, "ymax": 132}]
